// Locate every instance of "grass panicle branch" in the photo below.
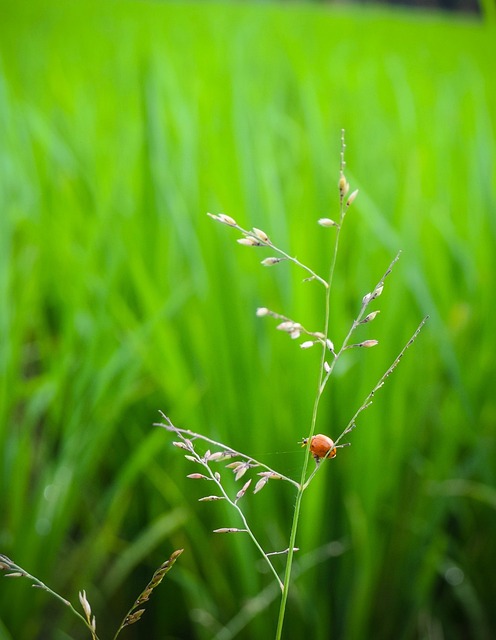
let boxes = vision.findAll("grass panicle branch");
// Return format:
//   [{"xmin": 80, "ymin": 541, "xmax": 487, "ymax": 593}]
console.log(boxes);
[
  {"xmin": 165, "ymin": 131, "xmax": 427, "ymax": 639},
  {"xmin": 112, "ymin": 549, "xmax": 184, "ymax": 640},
  {"xmin": 158, "ymin": 416, "xmax": 289, "ymax": 591},
  {"xmin": 0, "ymin": 551, "xmax": 183, "ymax": 640},
  {"xmin": 206, "ymin": 214, "xmax": 329, "ymax": 288},
  {"xmin": 0, "ymin": 555, "xmax": 101, "ymax": 640}
]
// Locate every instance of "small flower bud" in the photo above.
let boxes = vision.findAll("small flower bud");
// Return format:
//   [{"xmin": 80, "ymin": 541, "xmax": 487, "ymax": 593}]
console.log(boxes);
[
  {"xmin": 207, "ymin": 212, "xmax": 237, "ymax": 226},
  {"xmin": 213, "ymin": 528, "xmax": 245, "ymax": 534},
  {"xmin": 225, "ymin": 461, "xmax": 244, "ymax": 469},
  {"xmin": 277, "ymin": 321, "xmax": 294, "ymax": 332},
  {"xmin": 261, "ymin": 257, "xmax": 281, "ymax": 266},
  {"xmin": 237, "ymin": 237, "xmax": 260, "ymax": 246},
  {"xmin": 362, "ymin": 292, "xmax": 373, "ymax": 305},
  {"xmin": 79, "ymin": 591, "xmax": 92, "ymax": 619},
  {"xmin": 318, "ymin": 218, "xmax": 338, "ymax": 227},
  {"xmin": 257, "ymin": 471, "xmax": 281, "ymax": 479},
  {"xmin": 254, "ymin": 476, "xmax": 269, "ymax": 494},
  {"xmin": 172, "ymin": 441, "xmax": 189, "ymax": 450},
  {"xmin": 339, "ymin": 174, "xmax": 349, "ymax": 197},
  {"xmin": 326, "ymin": 338, "xmax": 335, "ymax": 351},
  {"xmin": 256, "ymin": 307, "xmax": 270, "ymax": 317},
  {"xmin": 252, "ymin": 227, "xmax": 270, "ymax": 242},
  {"xmin": 218, "ymin": 214, "xmax": 238, "ymax": 226},
  {"xmin": 346, "ymin": 189, "xmax": 359, "ymax": 207},
  {"xmin": 324, "ymin": 361, "xmax": 331, "ymax": 373},
  {"xmin": 361, "ymin": 310, "xmax": 381, "ymax": 324},
  {"xmin": 300, "ymin": 341, "xmax": 315, "ymax": 350},
  {"xmin": 236, "ymin": 479, "xmax": 252, "ymax": 501},
  {"xmin": 234, "ymin": 463, "xmax": 250, "ymax": 480},
  {"xmin": 372, "ymin": 285, "xmax": 384, "ymax": 299},
  {"xmin": 187, "ymin": 473, "xmax": 208, "ymax": 480},
  {"xmin": 359, "ymin": 339, "xmax": 379, "ymax": 348},
  {"xmin": 198, "ymin": 495, "xmax": 224, "ymax": 501},
  {"xmin": 208, "ymin": 451, "xmax": 233, "ymax": 462}
]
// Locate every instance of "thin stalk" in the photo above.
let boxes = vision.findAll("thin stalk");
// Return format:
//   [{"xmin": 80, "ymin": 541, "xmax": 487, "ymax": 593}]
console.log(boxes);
[
  {"xmin": 0, "ymin": 555, "xmax": 100, "ymax": 640},
  {"xmin": 208, "ymin": 469, "xmax": 284, "ymax": 592},
  {"xmin": 163, "ymin": 421, "xmax": 285, "ymax": 590},
  {"xmin": 157, "ymin": 414, "xmax": 300, "ymax": 490},
  {"xmin": 334, "ymin": 315, "xmax": 430, "ymax": 449},
  {"xmin": 275, "ymin": 151, "xmax": 348, "ymax": 638},
  {"xmin": 207, "ymin": 214, "xmax": 328, "ymax": 288},
  {"xmin": 230, "ymin": 501, "xmax": 285, "ymax": 592}
]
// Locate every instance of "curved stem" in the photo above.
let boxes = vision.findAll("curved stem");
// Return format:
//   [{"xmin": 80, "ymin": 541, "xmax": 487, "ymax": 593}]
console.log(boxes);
[{"xmin": 275, "ymin": 157, "xmax": 348, "ymax": 639}]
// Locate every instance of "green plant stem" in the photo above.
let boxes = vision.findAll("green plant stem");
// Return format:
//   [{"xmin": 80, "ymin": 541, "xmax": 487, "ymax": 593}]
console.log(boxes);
[
  {"xmin": 275, "ymin": 181, "xmax": 346, "ymax": 639},
  {"xmin": 231, "ymin": 501, "xmax": 285, "ymax": 592},
  {"xmin": 209, "ymin": 467, "xmax": 284, "ymax": 591}
]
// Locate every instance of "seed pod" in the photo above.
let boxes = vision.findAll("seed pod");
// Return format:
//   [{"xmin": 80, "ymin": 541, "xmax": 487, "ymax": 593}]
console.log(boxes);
[
  {"xmin": 276, "ymin": 321, "xmax": 294, "ymax": 332},
  {"xmin": 207, "ymin": 451, "xmax": 234, "ymax": 462},
  {"xmin": 218, "ymin": 214, "xmax": 238, "ymax": 226},
  {"xmin": 318, "ymin": 218, "xmax": 338, "ymax": 227},
  {"xmin": 261, "ymin": 257, "xmax": 281, "ymax": 266},
  {"xmin": 236, "ymin": 479, "xmax": 252, "ymax": 501},
  {"xmin": 372, "ymin": 285, "xmax": 384, "ymax": 299},
  {"xmin": 172, "ymin": 441, "xmax": 189, "ymax": 450},
  {"xmin": 254, "ymin": 476, "xmax": 269, "ymax": 494},
  {"xmin": 346, "ymin": 189, "xmax": 359, "ymax": 207},
  {"xmin": 252, "ymin": 227, "xmax": 270, "ymax": 243},
  {"xmin": 237, "ymin": 237, "xmax": 260, "ymax": 246},
  {"xmin": 300, "ymin": 341, "xmax": 315, "ymax": 350},
  {"xmin": 361, "ymin": 310, "xmax": 381, "ymax": 324},
  {"xmin": 358, "ymin": 339, "xmax": 379, "ymax": 348},
  {"xmin": 338, "ymin": 175, "xmax": 349, "ymax": 197}
]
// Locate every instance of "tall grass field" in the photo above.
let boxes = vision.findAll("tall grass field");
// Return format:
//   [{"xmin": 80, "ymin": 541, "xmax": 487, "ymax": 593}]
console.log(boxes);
[{"xmin": 0, "ymin": 1, "xmax": 495, "ymax": 638}]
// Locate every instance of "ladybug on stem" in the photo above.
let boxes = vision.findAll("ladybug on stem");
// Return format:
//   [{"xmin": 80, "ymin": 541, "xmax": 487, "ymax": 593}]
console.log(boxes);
[{"xmin": 300, "ymin": 434, "xmax": 337, "ymax": 463}]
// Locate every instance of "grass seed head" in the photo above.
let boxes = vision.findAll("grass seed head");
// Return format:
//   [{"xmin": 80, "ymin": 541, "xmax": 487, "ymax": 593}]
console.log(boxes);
[
  {"xmin": 339, "ymin": 174, "xmax": 349, "ymax": 198},
  {"xmin": 346, "ymin": 189, "xmax": 359, "ymax": 207},
  {"xmin": 252, "ymin": 227, "xmax": 270, "ymax": 242},
  {"xmin": 261, "ymin": 257, "xmax": 282, "ymax": 266},
  {"xmin": 237, "ymin": 237, "xmax": 261, "ymax": 246},
  {"xmin": 318, "ymin": 217, "xmax": 338, "ymax": 227}
]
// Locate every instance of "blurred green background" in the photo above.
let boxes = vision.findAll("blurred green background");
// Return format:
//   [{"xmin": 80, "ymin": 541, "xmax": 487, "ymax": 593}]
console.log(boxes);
[{"xmin": 1, "ymin": 1, "xmax": 495, "ymax": 639}]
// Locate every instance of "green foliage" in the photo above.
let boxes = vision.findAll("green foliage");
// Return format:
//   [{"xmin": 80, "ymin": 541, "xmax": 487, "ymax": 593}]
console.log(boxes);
[{"xmin": 0, "ymin": 1, "xmax": 495, "ymax": 639}]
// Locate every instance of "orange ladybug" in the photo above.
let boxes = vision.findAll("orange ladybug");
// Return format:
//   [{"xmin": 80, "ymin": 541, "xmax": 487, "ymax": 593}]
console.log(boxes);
[{"xmin": 300, "ymin": 434, "xmax": 337, "ymax": 463}]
